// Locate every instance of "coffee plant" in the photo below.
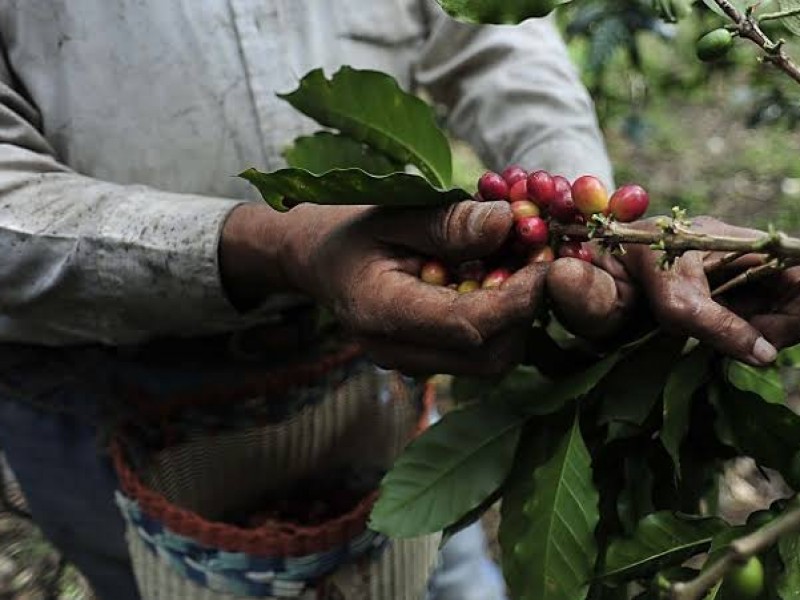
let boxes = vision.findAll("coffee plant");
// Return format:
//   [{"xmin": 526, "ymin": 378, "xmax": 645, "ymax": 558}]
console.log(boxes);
[{"xmin": 239, "ymin": 1, "xmax": 800, "ymax": 598}]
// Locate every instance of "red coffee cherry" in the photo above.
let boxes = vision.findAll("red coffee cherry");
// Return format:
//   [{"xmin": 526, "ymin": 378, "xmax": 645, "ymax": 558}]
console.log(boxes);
[
  {"xmin": 549, "ymin": 176, "xmax": 579, "ymax": 223},
  {"xmin": 502, "ymin": 165, "xmax": 528, "ymax": 187},
  {"xmin": 510, "ymin": 200, "xmax": 540, "ymax": 221},
  {"xmin": 457, "ymin": 280, "xmax": 481, "ymax": 294},
  {"xmin": 482, "ymin": 268, "xmax": 512, "ymax": 289},
  {"xmin": 607, "ymin": 184, "xmax": 650, "ymax": 222},
  {"xmin": 527, "ymin": 170, "xmax": 557, "ymax": 209},
  {"xmin": 516, "ymin": 216, "xmax": 549, "ymax": 247},
  {"xmin": 508, "ymin": 179, "xmax": 529, "ymax": 203},
  {"xmin": 420, "ymin": 260, "xmax": 449, "ymax": 286},
  {"xmin": 558, "ymin": 241, "xmax": 593, "ymax": 263},
  {"xmin": 528, "ymin": 245, "xmax": 555, "ymax": 264},
  {"xmin": 478, "ymin": 171, "xmax": 509, "ymax": 201},
  {"xmin": 572, "ymin": 175, "xmax": 609, "ymax": 216}
]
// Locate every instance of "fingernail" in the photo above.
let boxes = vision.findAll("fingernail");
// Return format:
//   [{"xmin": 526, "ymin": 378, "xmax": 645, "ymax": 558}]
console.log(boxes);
[{"xmin": 752, "ymin": 336, "xmax": 778, "ymax": 365}]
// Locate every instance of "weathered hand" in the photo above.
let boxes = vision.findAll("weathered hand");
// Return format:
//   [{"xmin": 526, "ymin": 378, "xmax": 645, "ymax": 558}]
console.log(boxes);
[
  {"xmin": 278, "ymin": 201, "xmax": 548, "ymax": 375},
  {"xmin": 546, "ymin": 217, "xmax": 796, "ymax": 366}
]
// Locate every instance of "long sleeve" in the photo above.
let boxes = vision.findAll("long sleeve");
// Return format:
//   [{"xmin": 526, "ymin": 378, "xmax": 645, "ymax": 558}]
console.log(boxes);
[
  {"xmin": 0, "ymin": 51, "xmax": 278, "ymax": 347},
  {"xmin": 414, "ymin": 8, "xmax": 614, "ymax": 187}
]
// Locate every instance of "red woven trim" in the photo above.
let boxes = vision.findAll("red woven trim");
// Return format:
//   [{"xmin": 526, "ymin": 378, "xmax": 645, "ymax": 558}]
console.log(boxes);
[
  {"xmin": 110, "ymin": 438, "xmax": 378, "ymax": 557},
  {"xmin": 128, "ymin": 343, "xmax": 363, "ymax": 419}
]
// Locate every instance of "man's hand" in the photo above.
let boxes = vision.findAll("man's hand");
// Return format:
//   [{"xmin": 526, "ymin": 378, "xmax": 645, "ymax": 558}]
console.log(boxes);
[
  {"xmin": 222, "ymin": 200, "xmax": 549, "ymax": 376},
  {"xmin": 547, "ymin": 217, "xmax": 798, "ymax": 366}
]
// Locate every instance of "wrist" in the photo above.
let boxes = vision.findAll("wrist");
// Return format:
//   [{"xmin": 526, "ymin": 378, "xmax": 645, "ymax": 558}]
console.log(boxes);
[{"xmin": 219, "ymin": 202, "xmax": 293, "ymax": 311}]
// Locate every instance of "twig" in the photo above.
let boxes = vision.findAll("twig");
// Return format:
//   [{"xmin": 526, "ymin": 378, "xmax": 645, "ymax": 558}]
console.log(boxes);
[
  {"xmin": 759, "ymin": 6, "xmax": 800, "ymax": 23},
  {"xmin": 670, "ymin": 497, "xmax": 800, "ymax": 600},
  {"xmin": 703, "ymin": 251, "xmax": 749, "ymax": 274},
  {"xmin": 710, "ymin": 258, "xmax": 782, "ymax": 297},
  {"xmin": 713, "ymin": 0, "xmax": 800, "ymax": 85},
  {"xmin": 549, "ymin": 221, "xmax": 800, "ymax": 261}
]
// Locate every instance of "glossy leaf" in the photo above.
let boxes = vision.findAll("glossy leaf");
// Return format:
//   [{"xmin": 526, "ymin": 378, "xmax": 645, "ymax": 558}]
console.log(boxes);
[
  {"xmin": 724, "ymin": 358, "xmax": 786, "ymax": 405},
  {"xmin": 714, "ymin": 386, "xmax": 800, "ymax": 475},
  {"xmin": 501, "ymin": 414, "xmax": 599, "ymax": 600},
  {"xmin": 599, "ymin": 335, "xmax": 686, "ymax": 427},
  {"xmin": 278, "ymin": 67, "xmax": 452, "ymax": 187},
  {"xmin": 779, "ymin": 342, "xmax": 800, "ymax": 367},
  {"xmin": 240, "ymin": 167, "xmax": 469, "ymax": 212},
  {"xmin": 601, "ymin": 512, "xmax": 726, "ymax": 582},
  {"xmin": 283, "ymin": 132, "xmax": 399, "ymax": 175},
  {"xmin": 434, "ymin": 0, "xmax": 573, "ymax": 24},
  {"xmin": 662, "ymin": 347, "xmax": 713, "ymax": 476},
  {"xmin": 370, "ymin": 400, "xmax": 523, "ymax": 538},
  {"xmin": 778, "ymin": 0, "xmax": 800, "ymax": 37}
]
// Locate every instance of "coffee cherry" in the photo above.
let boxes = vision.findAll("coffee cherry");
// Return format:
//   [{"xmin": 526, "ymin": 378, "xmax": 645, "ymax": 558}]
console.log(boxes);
[
  {"xmin": 457, "ymin": 280, "xmax": 481, "ymax": 294},
  {"xmin": 696, "ymin": 29, "xmax": 734, "ymax": 62},
  {"xmin": 502, "ymin": 165, "xmax": 528, "ymax": 187},
  {"xmin": 516, "ymin": 216, "xmax": 549, "ymax": 247},
  {"xmin": 456, "ymin": 260, "xmax": 487, "ymax": 283},
  {"xmin": 510, "ymin": 200, "xmax": 540, "ymax": 221},
  {"xmin": 607, "ymin": 184, "xmax": 650, "ymax": 222},
  {"xmin": 722, "ymin": 556, "xmax": 764, "ymax": 600},
  {"xmin": 478, "ymin": 171, "xmax": 509, "ymax": 201},
  {"xmin": 572, "ymin": 175, "xmax": 609, "ymax": 216},
  {"xmin": 558, "ymin": 241, "xmax": 593, "ymax": 263},
  {"xmin": 482, "ymin": 268, "xmax": 512, "ymax": 289},
  {"xmin": 420, "ymin": 260, "xmax": 449, "ymax": 286},
  {"xmin": 528, "ymin": 245, "xmax": 555, "ymax": 264},
  {"xmin": 527, "ymin": 170, "xmax": 557, "ymax": 209},
  {"xmin": 508, "ymin": 179, "xmax": 529, "ymax": 203},
  {"xmin": 549, "ymin": 176, "xmax": 580, "ymax": 223}
]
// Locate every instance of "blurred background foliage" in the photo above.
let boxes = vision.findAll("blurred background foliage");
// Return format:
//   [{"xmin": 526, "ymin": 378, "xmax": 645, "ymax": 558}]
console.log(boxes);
[{"xmin": 452, "ymin": 0, "xmax": 800, "ymax": 233}]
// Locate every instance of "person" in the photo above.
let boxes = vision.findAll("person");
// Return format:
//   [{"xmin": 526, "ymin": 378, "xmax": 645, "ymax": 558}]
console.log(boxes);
[{"xmin": 0, "ymin": 1, "xmax": 796, "ymax": 599}]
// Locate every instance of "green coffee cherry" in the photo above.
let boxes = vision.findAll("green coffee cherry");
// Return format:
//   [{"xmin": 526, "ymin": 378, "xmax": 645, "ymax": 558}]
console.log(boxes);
[
  {"xmin": 722, "ymin": 556, "xmax": 764, "ymax": 600},
  {"xmin": 696, "ymin": 29, "xmax": 734, "ymax": 62}
]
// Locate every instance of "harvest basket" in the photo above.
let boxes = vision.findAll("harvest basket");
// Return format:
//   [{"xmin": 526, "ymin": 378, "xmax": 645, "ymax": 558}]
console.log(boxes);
[{"xmin": 110, "ymin": 344, "xmax": 439, "ymax": 599}]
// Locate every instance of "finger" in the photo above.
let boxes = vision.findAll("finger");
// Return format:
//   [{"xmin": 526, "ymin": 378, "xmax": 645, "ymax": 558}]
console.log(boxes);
[
  {"xmin": 369, "ymin": 200, "xmax": 513, "ymax": 262},
  {"xmin": 348, "ymin": 262, "xmax": 547, "ymax": 350},
  {"xmin": 360, "ymin": 329, "xmax": 527, "ymax": 377},
  {"xmin": 546, "ymin": 257, "xmax": 638, "ymax": 338}
]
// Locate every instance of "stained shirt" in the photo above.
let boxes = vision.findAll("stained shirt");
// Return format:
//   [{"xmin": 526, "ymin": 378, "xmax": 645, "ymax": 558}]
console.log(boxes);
[{"xmin": 0, "ymin": 0, "xmax": 612, "ymax": 347}]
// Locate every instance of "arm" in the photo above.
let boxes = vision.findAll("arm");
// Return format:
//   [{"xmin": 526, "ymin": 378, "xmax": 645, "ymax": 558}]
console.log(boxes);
[
  {"xmin": 0, "ymin": 48, "xmax": 302, "ymax": 346},
  {"xmin": 414, "ymin": 8, "xmax": 613, "ymax": 185}
]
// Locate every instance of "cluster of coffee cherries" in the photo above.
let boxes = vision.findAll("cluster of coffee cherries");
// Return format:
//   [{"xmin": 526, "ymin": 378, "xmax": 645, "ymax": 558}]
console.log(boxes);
[{"xmin": 419, "ymin": 165, "xmax": 649, "ymax": 291}]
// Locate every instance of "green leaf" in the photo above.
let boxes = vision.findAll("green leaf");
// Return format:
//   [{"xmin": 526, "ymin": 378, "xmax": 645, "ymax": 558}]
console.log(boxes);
[
  {"xmin": 777, "ymin": 531, "xmax": 800, "ymax": 600},
  {"xmin": 777, "ymin": 0, "xmax": 800, "ymax": 37},
  {"xmin": 724, "ymin": 358, "xmax": 786, "ymax": 405},
  {"xmin": 779, "ymin": 343, "xmax": 800, "ymax": 367},
  {"xmin": 714, "ymin": 385, "xmax": 800, "ymax": 475},
  {"xmin": 501, "ymin": 413, "xmax": 599, "ymax": 600},
  {"xmin": 601, "ymin": 512, "xmax": 726, "ymax": 582},
  {"xmin": 662, "ymin": 347, "xmax": 713, "ymax": 476},
  {"xmin": 283, "ymin": 132, "xmax": 400, "ymax": 175},
  {"xmin": 587, "ymin": 16, "xmax": 630, "ymax": 75},
  {"xmin": 278, "ymin": 68, "xmax": 452, "ymax": 187},
  {"xmin": 599, "ymin": 335, "xmax": 687, "ymax": 428},
  {"xmin": 239, "ymin": 167, "xmax": 469, "ymax": 212},
  {"xmin": 369, "ymin": 400, "xmax": 523, "ymax": 538},
  {"xmin": 433, "ymin": 0, "xmax": 573, "ymax": 24}
]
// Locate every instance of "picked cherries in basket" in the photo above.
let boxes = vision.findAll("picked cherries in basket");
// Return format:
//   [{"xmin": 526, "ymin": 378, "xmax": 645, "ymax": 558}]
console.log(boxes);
[{"xmin": 419, "ymin": 166, "xmax": 650, "ymax": 291}]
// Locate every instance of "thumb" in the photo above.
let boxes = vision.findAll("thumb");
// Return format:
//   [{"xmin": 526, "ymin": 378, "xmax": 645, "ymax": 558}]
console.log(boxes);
[{"xmin": 371, "ymin": 200, "xmax": 513, "ymax": 261}]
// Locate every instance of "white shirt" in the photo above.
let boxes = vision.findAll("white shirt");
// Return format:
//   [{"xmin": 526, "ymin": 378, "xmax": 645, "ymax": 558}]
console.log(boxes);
[{"xmin": 0, "ymin": 0, "xmax": 612, "ymax": 346}]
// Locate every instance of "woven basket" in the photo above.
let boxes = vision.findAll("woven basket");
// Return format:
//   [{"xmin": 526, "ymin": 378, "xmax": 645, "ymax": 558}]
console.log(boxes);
[{"xmin": 111, "ymin": 346, "xmax": 439, "ymax": 599}]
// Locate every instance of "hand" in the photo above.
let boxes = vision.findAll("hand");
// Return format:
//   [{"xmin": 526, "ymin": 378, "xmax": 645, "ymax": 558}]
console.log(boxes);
[
  {"xmin": 280, "ymin": 201, "xmax": 553, "ymax": 375},
  {"xmin": 546, "ymin": 217, "xmax": 797, "ymax": 366}
]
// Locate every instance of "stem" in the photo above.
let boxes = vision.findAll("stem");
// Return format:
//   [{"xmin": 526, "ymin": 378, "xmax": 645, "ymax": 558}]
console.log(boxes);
[
  {"xmin": 759, "ymin": 6, "xmax": 800, "ymax": 22},
  {"xmin": 712, "ymin": 0, "xmax": 800, "ymax": 85},
  {"xmin": 670, "ymin": 498, "xmax": 800, "ymax": 600},
  {"xmin": 549, "ymin": 221, "xmax": 800, "ymax": 261}
]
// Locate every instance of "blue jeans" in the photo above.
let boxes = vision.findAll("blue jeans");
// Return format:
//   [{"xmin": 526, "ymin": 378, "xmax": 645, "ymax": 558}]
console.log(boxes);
[{"xmin": 0, "ymin": 394, "xmax": 507, "ymax": 600}]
